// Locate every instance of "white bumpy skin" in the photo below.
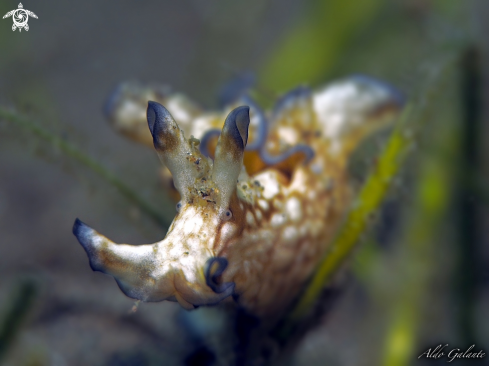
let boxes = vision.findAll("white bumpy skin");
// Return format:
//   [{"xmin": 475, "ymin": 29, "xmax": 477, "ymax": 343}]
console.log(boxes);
[
  {"xmin": 73, "ymin": 103, "xmax": 250, "ymax": 309},
  {"xmin": 74, "ymin": 76, "xmax": 404, "ymax": 318}
]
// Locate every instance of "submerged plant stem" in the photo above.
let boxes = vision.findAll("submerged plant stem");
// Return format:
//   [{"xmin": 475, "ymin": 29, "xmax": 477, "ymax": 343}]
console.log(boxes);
[
  {"xmin": 457, "ymin": 46, "xmax": 481, "ymax": 344},
  {"xmin": 271, "ymin": 108, "xmax": 412, "ymax": 344},
  {"xmin": 274, "ymin": 47, "xmax": 461, "ymax": 341},
  {"xmin": 0, "ymin": 107, "xmax": 171, "ymax": 229},
  {"xmin": 0, "ymin": 280, "xmax": 37, "ymax": 361},
  {"xmin": 287, "ymin": 107, "xmax": 411, "ymax": 325}
]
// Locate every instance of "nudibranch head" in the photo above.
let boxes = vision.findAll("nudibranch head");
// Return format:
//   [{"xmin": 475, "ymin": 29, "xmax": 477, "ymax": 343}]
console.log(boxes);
[{"xmin": 73, "ymin": 102, "xmax": 252, "ymax": 309}]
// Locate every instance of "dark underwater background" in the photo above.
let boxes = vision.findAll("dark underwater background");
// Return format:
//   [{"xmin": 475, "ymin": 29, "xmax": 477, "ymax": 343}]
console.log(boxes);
[{"xmin": 0, "ymin": 1, "xmax": 488, "ymax": 365}]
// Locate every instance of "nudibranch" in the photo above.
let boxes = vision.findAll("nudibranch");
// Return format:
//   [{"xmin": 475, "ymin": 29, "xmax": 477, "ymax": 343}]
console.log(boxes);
[{"xmin": 74, "ymin": 76, "xmax": 404, "ymax": 319}]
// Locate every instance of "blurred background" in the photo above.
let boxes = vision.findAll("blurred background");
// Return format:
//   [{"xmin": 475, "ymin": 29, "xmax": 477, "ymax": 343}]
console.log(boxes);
[{"xmin": 0, "ymin": 0, "xmax": 488, "ymax": 365}]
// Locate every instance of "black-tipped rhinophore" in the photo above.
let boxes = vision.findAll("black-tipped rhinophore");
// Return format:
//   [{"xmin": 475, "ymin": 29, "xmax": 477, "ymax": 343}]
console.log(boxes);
[
  {"xmin": 147, "ymin": 101, "xmax": 183, "ymax": 153},
  {"xmin": 72, "ymin": 218, "xmax": 93, "ymax": 252},
  {"xmin": 205, "ymin": 257, "xmax": 235, "ymax": 294},
  {"xmin": 213, "ymin": 106, "xmax": 250, "ymax": 208},
  {"xmin": 199, "ymin": 97, "xmax": 315, "ymax": 167},
  {"xmin": 147, "ymin": 101, "xmax": 174, "ymax": 141},
  {"xmin": 200, "ymin": 97, "xmax": 267, "ymax": 158},
  {"xmin": 73, "ymin": 218, "xmax": 102, "ymax": 273},
  {"xmin": 146, "ymin": 101, "xmax": 204, "ymax": 199},
  {"xmin": 223, "ymin": 106, "xmax": 250, "ymax": 151}
]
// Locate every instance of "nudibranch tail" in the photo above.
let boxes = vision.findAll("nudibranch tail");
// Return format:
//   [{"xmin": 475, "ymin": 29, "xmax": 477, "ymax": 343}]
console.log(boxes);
[
  {"xmin": 349, "ymin": 74, "xmax": 406, "ymax": 107},
  {"xmin": 212, "ymin": 106, "xmax": 250, "ymax": 210},
  {"xmin": 313, "ymin": 75, "xmax": 405, "ymax": 155}
]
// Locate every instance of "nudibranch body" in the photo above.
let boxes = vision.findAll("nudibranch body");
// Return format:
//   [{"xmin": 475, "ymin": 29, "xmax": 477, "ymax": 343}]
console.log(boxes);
[{"xmin": 74, "ymin": 76, "xmax": 403, "ymax": 319}]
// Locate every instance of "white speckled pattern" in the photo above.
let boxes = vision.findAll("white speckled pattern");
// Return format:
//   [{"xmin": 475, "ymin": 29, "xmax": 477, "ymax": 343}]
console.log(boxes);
[{"xmin": 75, "ymin": 76, "xmax": 403, "ymax": 318}]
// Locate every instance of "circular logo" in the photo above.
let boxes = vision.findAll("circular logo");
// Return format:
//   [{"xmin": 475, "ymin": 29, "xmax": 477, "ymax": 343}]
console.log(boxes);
[{"xmin": 12, "ymin": 9, "xmax": 28, "ymax": 28}]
